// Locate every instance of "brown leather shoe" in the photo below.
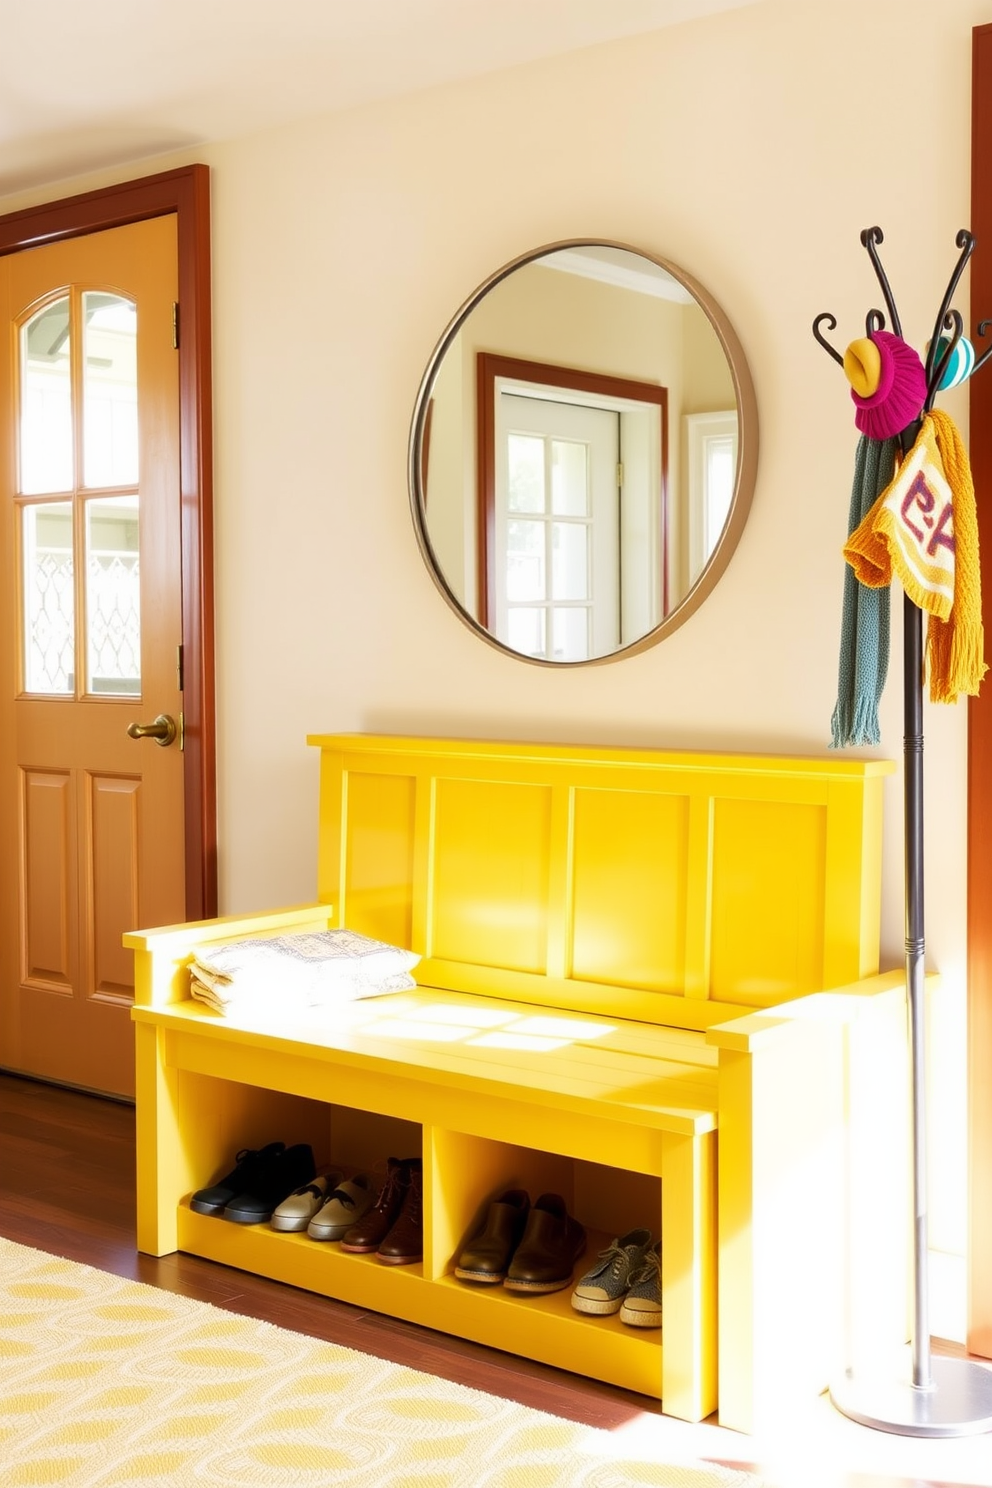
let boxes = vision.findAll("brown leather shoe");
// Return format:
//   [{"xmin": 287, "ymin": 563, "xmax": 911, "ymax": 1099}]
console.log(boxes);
[
  {"xmin": 377, "ymin": 1159, "xmax": 423, "ymax": 1265},
  {"xmin": 503, "ymin": 1193, "xmax": 585, "ymax": 1293},
  {"xmin": 455, "ymin": 1189, "xmax": 530, "ymax": 1284},
  {"xmin": 339, "ymin": 1157, "xmax": 411, "ymax": 1253}
]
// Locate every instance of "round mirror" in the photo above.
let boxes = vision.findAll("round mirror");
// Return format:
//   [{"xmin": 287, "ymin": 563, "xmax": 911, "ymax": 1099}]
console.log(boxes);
[{"xmin": 408, "ymin": 240, "xmax": 758, "ymax": 665}]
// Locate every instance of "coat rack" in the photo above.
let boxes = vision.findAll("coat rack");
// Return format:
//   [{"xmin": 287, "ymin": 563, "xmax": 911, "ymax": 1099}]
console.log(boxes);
[{"xmin": 813, "ymin": 226, "xmax": 992, "ymax": 1437}]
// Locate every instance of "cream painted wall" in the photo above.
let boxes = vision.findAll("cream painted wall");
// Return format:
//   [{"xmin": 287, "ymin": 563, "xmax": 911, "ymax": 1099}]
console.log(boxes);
[{"xmin": 2, "ymin": 0, "xmax": 986, "ymax": 1337}]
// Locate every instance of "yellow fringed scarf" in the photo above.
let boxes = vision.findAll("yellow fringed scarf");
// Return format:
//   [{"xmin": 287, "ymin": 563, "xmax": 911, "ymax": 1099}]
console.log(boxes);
[{"xmin": 843, "ymin": 409, "xmax": 987, "ymax": 702}]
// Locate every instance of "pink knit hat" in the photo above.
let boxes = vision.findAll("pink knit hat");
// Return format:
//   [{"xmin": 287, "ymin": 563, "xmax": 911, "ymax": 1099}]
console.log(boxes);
[{"xmin": 849, "ymin": 330, "xmax": 927, "ymax": 439}]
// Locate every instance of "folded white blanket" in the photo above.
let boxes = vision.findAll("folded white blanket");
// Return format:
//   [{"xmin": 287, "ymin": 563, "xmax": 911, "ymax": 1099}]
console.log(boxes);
[{"xmin": 187, "ymin": 928, "xmax": 419, "ymax": 1016}]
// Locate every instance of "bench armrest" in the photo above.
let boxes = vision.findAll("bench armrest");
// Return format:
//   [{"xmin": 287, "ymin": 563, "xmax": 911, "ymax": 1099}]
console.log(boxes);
[
  {"xmin": 125, "ymin": 903, "xmax": 336, "ymax": 1007},
  {"xmin": 705, "ymin": 968, "xmax": 914, "ymax": 1052}
]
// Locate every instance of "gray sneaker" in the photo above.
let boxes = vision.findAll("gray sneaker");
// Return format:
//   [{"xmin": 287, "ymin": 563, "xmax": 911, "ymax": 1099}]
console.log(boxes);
[
  {"xmin": 570, "ymin": 1228, "xmax": 653, "ymax": 1315},
  {"xmin": 619, "ymin": 1240, "xmax": 662, "ymax": 1327}
]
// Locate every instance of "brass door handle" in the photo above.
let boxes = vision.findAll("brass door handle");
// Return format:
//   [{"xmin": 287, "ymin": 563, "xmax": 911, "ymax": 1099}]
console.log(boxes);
[{"xmin": 126, "ymin": 713, "xmax": 179, "ymax": 748}]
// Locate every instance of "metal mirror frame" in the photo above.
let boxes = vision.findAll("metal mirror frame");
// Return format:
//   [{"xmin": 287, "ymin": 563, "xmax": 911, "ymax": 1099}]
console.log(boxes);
[{"xmin": 408, "ymin": 239, "xmax": 759, "ymax": 666}]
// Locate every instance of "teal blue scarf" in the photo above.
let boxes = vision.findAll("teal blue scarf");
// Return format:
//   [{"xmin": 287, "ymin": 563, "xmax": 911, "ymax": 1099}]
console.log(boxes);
[{"xmin": 830, "ymin": 436, "xmax": 899, "ymax": 748}]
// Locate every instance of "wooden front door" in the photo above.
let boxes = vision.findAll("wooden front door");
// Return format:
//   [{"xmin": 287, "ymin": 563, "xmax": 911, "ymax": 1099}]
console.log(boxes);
[{"xmin": 0, "ymin": 215, "xmax": 186, "ymax": 1099}]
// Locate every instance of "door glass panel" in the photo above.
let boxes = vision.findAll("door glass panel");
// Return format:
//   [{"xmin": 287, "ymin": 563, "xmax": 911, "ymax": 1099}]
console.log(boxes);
[
  {"xmin": 83, "ymin": 293, "xmax": 138, "ymax": 489},
  {"xmin": 551, "ymin": 440, "xmax": 589, "ymax": 516},
  {"xmin": 551, "ymin": 522, "xmax": 589, "ymax": 600},
  {"xmin": 22, "ymin": 502, "xmax": 74, "ymax": 694},
  {"xmin": 85, "ymin": 496, "xmax": 140, "ymax": 695},
  {"xmin": 506, "ymin": 519, "xmax": 546, "ymax": 601},
  {"xmin": 507, "ymin": 607, "xmax": 545, "ymax": 658},
  {"xmin": 507, "ymin": 434, "xmax": 544, "ymax": 513},
  {"xmin": 20, "ymin": 297, "xmax": 73, "ymax": 496},
  {"xmin": 552, "ymin": 607, "xmax": 590, "ymax": 663}
]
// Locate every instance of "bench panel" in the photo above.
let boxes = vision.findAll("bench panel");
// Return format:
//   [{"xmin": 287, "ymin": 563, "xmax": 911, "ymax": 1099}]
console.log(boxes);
[{"xmin": 315, "ymin": 734, "xmax": 894, "ymax": 1023}]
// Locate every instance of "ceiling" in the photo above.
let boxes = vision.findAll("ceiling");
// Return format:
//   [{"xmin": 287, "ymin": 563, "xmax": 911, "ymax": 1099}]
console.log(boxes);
[{"xmin": 0, "ymin": 0, "xmax": 765, "ymax": 198}]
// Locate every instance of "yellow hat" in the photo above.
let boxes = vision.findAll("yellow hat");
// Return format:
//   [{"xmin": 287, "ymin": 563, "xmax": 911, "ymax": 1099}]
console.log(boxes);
[{"xmin": 844, "ymin": 337, "xmax": 883, "ymax": 398}]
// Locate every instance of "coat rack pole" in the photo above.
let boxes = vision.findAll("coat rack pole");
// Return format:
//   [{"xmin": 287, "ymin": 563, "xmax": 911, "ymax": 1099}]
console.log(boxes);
[
  {"xmin": 830, "ymin": 590, "xmax": 992, "ymax": 1433},
  {"xmin": 903, "ymin": 592, "xmax": 931, "ymax": 1391}
]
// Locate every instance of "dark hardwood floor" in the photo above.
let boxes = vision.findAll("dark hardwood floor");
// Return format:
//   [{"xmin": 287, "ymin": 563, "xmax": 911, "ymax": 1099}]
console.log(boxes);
[{"xmin": 0, "ymin": 1069, "xmax": 988, "ymax": 1488}]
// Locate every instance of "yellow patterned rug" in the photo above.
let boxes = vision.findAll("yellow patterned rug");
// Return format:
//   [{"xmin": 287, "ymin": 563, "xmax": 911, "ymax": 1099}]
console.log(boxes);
[{"xmin": 0, "ymin": 1237, "xmax": 762, "ymax": 1487}]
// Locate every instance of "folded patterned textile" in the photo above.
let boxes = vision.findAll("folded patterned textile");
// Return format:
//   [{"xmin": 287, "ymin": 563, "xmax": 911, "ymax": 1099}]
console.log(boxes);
[
  {"xmin": 187, "ymin": 928, "xmax": 420, "ymax": 1016},
  {"xmin": 843, "ymin": 410, "xmax": 987, "ymax": 704}
]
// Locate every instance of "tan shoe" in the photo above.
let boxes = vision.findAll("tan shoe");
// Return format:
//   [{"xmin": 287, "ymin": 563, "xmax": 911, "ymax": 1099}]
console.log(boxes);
[
  {"xmin": 307, "ymin": 1174, "xmax": 374, "ymax": 1241},
  {"xmin": 270, "ymin": 1171, "xmax": 342, "ymax": 1232}
]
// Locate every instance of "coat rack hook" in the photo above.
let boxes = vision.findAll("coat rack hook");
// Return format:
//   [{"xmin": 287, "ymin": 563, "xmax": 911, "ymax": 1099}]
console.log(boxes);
[
  {"xmin": 924, "ymin": 229, "xmax": 976, "ymax": 387},
  {"xmin": 866, "ymin": 309, "xmax": 886, "ymax": 335},
  {"xmin": 925, "ymin": 308, "xmax": 964, "ymax": 411},
  {"xmin": 812, "ymin": 312, "xmax": 845, "ymax": 366},
  {"xmin": 972, "ymin": 317, "xmax": 992, "ymax": 378},
  {"xmin": 860, "ymin": 226, "xmax": 903, "ymax": 338}
]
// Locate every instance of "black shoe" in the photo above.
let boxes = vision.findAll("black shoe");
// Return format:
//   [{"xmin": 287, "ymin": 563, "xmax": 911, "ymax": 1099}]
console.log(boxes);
[
  {"xmin": 190, "ymin": 1142, "xmax": 287, "ymax": 1217},
  {"xmin": 223, "ymin": 1143, "xmax": 317, "ymax": 1224}
]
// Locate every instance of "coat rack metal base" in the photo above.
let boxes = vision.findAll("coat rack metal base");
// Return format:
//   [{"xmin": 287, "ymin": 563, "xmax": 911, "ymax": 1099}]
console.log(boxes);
[{"xmin": 831, "ymin": 1354, "xmax": 992, "ymax": 1438}]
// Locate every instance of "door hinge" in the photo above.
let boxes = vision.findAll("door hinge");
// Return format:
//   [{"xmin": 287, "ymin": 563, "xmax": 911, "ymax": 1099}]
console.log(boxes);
[
  {"xmin": 617, "ymin": 462, "xmax": 624, "ymax": 488},
  {"xmin": 172, "ymin": 302, "xmax": 180, "ymax": 350},
  {"xmin": 177, "ymin": 644, "xmax": 184, "ymax": 692}
]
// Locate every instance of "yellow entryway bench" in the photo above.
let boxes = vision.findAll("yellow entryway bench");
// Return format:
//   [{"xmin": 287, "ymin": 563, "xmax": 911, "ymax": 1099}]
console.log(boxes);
[{"xmin": 129, "ymin": 735, "xmax": 909, "ymax": 1432}]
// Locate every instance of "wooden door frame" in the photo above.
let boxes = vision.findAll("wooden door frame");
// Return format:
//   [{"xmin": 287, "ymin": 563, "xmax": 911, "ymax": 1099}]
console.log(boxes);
[
  {"xmin": 970, "ymin": 23, "xmax": 992, "ymax": 1358},
  {"xmin": 0, "ymin": 165, "xmax": 216, "ymax": 921}
]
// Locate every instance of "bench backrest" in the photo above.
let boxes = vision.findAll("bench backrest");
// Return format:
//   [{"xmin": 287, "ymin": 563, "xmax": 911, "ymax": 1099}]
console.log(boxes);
[{"xmin": 309, "ymin": 734, "xmax": 894, "ymax": 1029}]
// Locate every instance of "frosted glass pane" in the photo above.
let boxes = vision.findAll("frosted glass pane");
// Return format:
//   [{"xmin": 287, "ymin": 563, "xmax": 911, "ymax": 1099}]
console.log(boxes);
[
  {"xmin": 507, "ymin": 434, "xmax": 544, "ymax": 513},
  {"xmin": 85, "ymin": 496, "xmax": 140, "ymax": 695},
  {"xmin": 551, "ymin": 522, "xmax": 589, "ymax": 600},
  {"xmin": 507, "ymin": 608, "xmax": 545, "ymax": 657},
  {"xmin": 83, "ymin": 293, "xmax": 138, "ymax": 489},
  {"xmin": 20, "ymin": 298, "xmax": 73, "ymax": 496},
  {"xmin": 507, "ymin": 519, "xmax": 545, "ymax": 601},
  {"xmin": 22, "ymin": 502, "xmax": 74, "ymax": 694},
  {"xmin": 551, "ymin": 440, "xmax": 588, "ymax": 516},
  {"xmin": 552, "ymin": 607, "xmax": 590, "ymax": 663}
]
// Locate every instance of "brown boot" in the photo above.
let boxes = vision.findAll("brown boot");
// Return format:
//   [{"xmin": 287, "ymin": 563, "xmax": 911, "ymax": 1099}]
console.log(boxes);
[
  {"xmin": 339, "ymin": 1158, "xmax": 410, "ymax": 1253},
  {"xmin": 377, "ymin": 1159, "xmax": 423, "ymax": 1265}
]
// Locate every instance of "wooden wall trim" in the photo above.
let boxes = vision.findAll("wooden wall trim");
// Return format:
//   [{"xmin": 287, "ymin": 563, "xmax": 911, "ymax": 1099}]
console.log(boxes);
[
  {"xmin": 969, "ymin": 23, "xmax": 992, "ymax": 1358},
  {"xmin": 0, "ymin": 166, "xmax": 217, "ymax": 921}
]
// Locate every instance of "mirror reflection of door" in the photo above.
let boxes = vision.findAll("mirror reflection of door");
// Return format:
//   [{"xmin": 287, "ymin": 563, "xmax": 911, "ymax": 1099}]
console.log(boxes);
[
  {"xmin": 0, "ymin": 217, "xmax": 186, "ymax": 1100},
  {"xmin": 478, "ymin": 354, "xmax": 667, "ymax": 663},
  {"xmin": 498, "ymin": 395, "xmax": 619, "ymax": 661}
]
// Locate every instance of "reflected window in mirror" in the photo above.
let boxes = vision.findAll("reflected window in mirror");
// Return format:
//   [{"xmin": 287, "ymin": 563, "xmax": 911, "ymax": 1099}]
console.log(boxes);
[
  {"xmin": 409, "ymin": 242, "xmax": 757, "ymax": 665},
  {"xmin": 685, "ymin": 410, "xmax": 738, "ymax": 591}
]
